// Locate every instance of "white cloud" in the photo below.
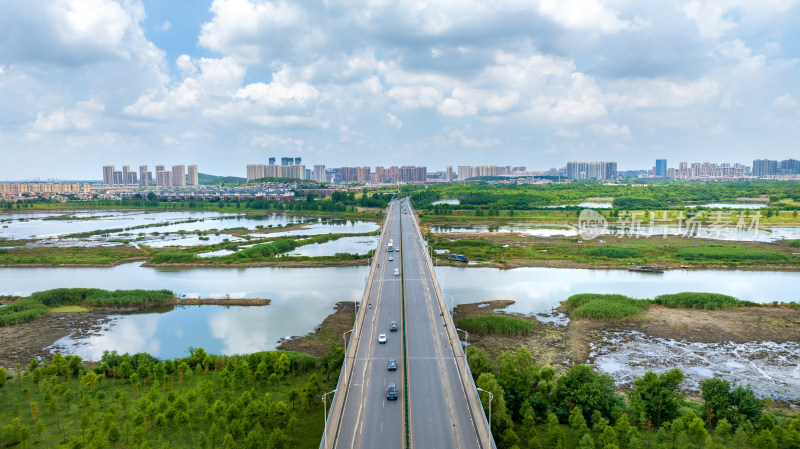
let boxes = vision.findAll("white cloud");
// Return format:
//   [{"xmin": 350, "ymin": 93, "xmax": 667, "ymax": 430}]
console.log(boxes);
[
  {"xmin": 250, "ymin": 133, "xmax": 306, "ymax": 149},
  {"xmin": 234, "ymin": 68, "xmax": 319, "ymax": 110},
  {"xmin": 772, "ymin": 94, "xmax": 798, "ymax": 108},
  {"xmin": 536, "ymin": 0, "xmax": 631, "ymax": 33},
  {"xmin": 156, "ymin": 20, "xmax": 172, "ymax": 32},
  {"xmin": 386, "ymin": 113, "xmax": 402, "ymax": 129},
  {"xmin": 123, "ymin": 56, "xmax": 245, "ymax": 119},
  {"xmin": 198, "ymin": 0, "xmax": 308, "ymax": 65},
  {"xmin": 31, "ymin": 100, "xmax": 105, "ymax": 134},
  {"xmin": 590, "ymin": 123, "xmax": 632, "ymax": 138},
  {"xmin": 606, "ymin": 78, "xmax": 720, "ymax": 110}
]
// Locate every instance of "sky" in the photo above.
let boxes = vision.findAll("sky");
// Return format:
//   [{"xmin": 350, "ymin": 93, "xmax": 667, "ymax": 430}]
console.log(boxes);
[{"xmin": 1, "ymin": 0, "xmax": 799, "ymax": 180}]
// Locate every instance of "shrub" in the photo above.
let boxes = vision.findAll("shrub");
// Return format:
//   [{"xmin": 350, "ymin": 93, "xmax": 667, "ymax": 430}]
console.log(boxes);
[
  {"xmin": 787, "ymin": 239, "xmax": 800, "ymax": 248},
  {"xmin": 30, "ymin": 288, "xmax": 174, "ymax": 307},
  {"xmin": 585, "ymin": 247, "xmax": 641, "ymax": 258},
  {"xmin": 653, "ymin": 292, "xmax": 755, "ymax": 309},
  {"xmin": 676, "ymin": 246, "xmax": 788, "ymax": 262},
  {"xmin": 455, "ymin": 315, "xmax": 536, "ymax": 336},
  {"xmin": 563, "ymin": 294, "xmax": 649, "ymax": 319},
  {"xmin": 149, "ymin": 251, "xmax": 197, "ymax": 264},
  {"xmin": 0, "ymin": 298, "xmax": 50, "ymax": 326}
]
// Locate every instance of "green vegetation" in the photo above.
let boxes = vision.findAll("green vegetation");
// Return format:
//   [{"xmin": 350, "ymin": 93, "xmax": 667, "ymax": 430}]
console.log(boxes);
[
  {"xmin": 455, "ymin": 315, "xmax": 536, "ymax": 336},
  {"xmin": 0, "ymin": 298, "xmax": 50, "ymax": 326},
  {"xmin": 404, "ymin": 180, "xmax": 800, "ymax": 211},
  {"xmin": 30, "ymin": 288, "xmax": 174, "ymax": 307},
  {"xmin": 562, "ymin": 294, "xmax": 651, "ymax": 319},
  {"xmin": 787, "ymin": 239, "xmax": 800, "ymax": 247},
  {"xmin": 676, "ymin": 245, "xmax": 790, "ymax": 262},
  {"xmin": 0, "ymin": 346, "xmax": 343, "ymax": 448},
  {"xmin": 466, "ymin": 345, "xmax": 797, "ymax": 449},
  {"xmin": 0, "ymin": 245, "xmax": 150, "ymax": 266},
  {"xmin": 0, "ymin": 289, "xmax": 175, "ymax": 326},
  {"xmin": 197, "ymin": 172, "xmax": 246, "ymax": 185},
  {"xmin": 654, "ymin": 292, "xmax": 756, "ymax": 309},
  {"xmin": 584, "ymin": 247, "xmax": 641, "ymax": 258}
]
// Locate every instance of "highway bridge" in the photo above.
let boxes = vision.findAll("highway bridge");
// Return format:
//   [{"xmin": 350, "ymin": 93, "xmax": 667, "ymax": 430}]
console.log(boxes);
[{"xmin": 321, "ymin": 198, "xmax": 495, "ymax": 448}]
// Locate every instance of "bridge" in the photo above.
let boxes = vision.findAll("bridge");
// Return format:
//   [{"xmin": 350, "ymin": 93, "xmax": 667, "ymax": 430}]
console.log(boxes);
[{"xmin": 321, "ymin": 198, "xmax": 495, "ymax": 448}]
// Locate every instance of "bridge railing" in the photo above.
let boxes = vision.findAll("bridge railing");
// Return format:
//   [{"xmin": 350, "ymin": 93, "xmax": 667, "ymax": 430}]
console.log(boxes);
[
  {"xmin": 320, "ymin": 200, "xmax": 396, "ymax": 449},
  {"xmin": 407, "ymin": 201, "xmax": 497, "ymax": 449}
]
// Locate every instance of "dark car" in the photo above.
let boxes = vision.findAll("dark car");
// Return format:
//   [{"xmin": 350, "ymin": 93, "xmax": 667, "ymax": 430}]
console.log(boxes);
[
  {"xmin": 386, "ymin": 383, "xmax": 398, "ymax": 400},
  {"xmin": 389, "ymin": 321, "xmax": 398, "ymax": 332},
  {"xmin": 387, "ymin": 359, "xmax": 397, "ymax": 371}
]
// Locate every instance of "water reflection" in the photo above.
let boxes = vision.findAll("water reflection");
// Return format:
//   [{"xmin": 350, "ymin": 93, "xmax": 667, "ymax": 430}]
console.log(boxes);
[
  {"xmin": 289, "ymin": 236, "xmax": 378, "ymax": 256},
  {"xmin": 434, "ymin": 266, "xmax": 800, "ymax": 314}
]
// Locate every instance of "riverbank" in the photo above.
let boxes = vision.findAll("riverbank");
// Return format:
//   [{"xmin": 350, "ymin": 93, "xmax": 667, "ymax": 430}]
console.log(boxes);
[
  {"xmin": 0, "ymin": 298, "xmax": 270, "ymax": 368},
  {"xmin": 452, "ymin": 299, "xmax": 800, "ymax": 407},
  {"xmin": 277, "ymin": 301, "xmax": 357, "ymax": 356}
]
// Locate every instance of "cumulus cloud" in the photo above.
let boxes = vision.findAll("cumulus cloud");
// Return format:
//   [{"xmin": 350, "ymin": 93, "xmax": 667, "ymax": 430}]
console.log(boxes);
[
  {"xmin": 31, "ymin": 100, "xmax": 105, "ymax": 134},
  {"xmin": 590, "ymin": 123, "xmax": 632, "ymax": 138},
  {"xmin": 772, "ymin": 94, "xmax": 798, "ymax": 108}
]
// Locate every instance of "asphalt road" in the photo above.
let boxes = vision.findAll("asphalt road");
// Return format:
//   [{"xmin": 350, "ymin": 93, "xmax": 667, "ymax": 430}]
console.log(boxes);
[
  {"xmin": 333, "ymin": 200, "xmax": 404, "ymax": 449},
  {"xmin": 400, "ymin": 199, "xmax": 482, "ymax": 449},
  {"xmin": 331, "ymin": 198, "xmax": 485, "ymax": 449}
]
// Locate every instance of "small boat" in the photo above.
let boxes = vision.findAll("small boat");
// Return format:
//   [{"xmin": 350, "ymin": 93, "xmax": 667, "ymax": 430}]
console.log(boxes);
[{"xmin": 629, "ymin": 265, "xmax": 665, "ymax": 273}]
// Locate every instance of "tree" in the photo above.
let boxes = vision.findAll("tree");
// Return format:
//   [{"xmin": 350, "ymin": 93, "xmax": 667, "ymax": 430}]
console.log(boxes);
[
  {"xmin": 268, "ymin": 428, "xmax": 289, "ymax": 449},
  {"xmin": 630, "ymin": 369, "xmax": 684, "ymax": 429},
  {"xmin": 686, "ymin": 417, "xmax": 709, "ymax": 449},
  {"xmin": 580, "ymin": 433, "xmax": 596, "ymax": 449},
  {"xmin": 715, "ymin": 418, "xmax": 732, "ymax": 443},
  {"xmin": 466, "ymin": 346, "xmax": 494, "ymax": 380},
  {"xmin": 597, "ymin": 426, "xmax": 618, "ymax": 448},
  {"xmin": 554, "ymin": 365, "xmax": 620, "ymax": 421},
  {"xmin": 500, "ymin": 428, "xmax": 520, "ymax": 449},
  {"xmin": 476, "ymin": 372, "xmax": 512, "ymax": 434},
  {"xmin": 570, "ymin": 406, "xmax": 590, "ymax": 438},
  {"xmin": 701, "ymin": 378, "xmax": 730, "ymax": 426},
  {"xmin": 752, "ymin": 429, "xmax": 778, "ymax": 449}
]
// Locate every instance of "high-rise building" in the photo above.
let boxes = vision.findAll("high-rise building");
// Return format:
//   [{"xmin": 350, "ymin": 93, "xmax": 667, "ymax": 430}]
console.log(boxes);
[
  {"xmin": 188, "ymin": 165, "xmax": 198, "ymax": 186},
  {"xmin": 269, "ymin": 157, "xmax": 276, "ymax": 165},
  {"xmin": 312, "ymin": 165, "xmax": 326, "ymax": 182},
  {"xmin": 565, "ymin": 161, "xmax": 616, "ymax": 180},
  {"xmin": 103, "ymin": 165, "xmax": 115, "ymax": 185},
  {"xmin": 655, "ymin": 159, "xmax": 667, "ymax": 178},
  {"xmin": 155, "ymin": 165, "xmax": 165, "ymax": 173},
  {"xmin": 295, "ymin": 157, "xmax": 302, "ymax": 165},
  {"xmin": 122, "ymin": 166, "xmax": 131, "ymax": 185},
  {"xmin": 446, "ymin": 166, "xmax": 453, "ymax": 181},
  {"xmin": 753, "ymin": 159, "xmax": 778, "ymax": 178},
  {"xmin": 112, "ymin": 171, "xmax": 123, "ymax": 185},
  {"xmin": 281, "ymin": 157, "xmax": 292, "ymax": 166},
  {"xmin": 779, "ymin": 159, "xmax": 800, "ymax": 175},
  {"xmin": 156, "ymin": 170, "xmax": 172, "ymax": 186},
  {"xmin": 139, "ymin": 165, "xmax": 151, "ymax": 186},
  {"xmin": 172, "ymin": 165, "xmax": 186, "ymax": 187}
]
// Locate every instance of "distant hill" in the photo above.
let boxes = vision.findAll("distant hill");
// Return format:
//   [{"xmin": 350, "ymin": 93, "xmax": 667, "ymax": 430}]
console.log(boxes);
[{"xmin": 198, "ymin": 173, "xmax": 246, "ymax": 185}]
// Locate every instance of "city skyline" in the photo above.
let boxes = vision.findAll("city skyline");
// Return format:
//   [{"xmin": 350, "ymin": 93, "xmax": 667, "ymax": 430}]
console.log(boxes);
[{"xmin": 1, "ymin": 1, "xmax": 800, "ymax": 180}]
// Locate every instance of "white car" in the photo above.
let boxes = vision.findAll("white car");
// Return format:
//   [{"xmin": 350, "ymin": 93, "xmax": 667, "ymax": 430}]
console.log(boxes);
[
  {"xmin": 394, "ymin": 269, "xmax": 399, "ymax": 276},
  {"xmin": 378, "ymin": 334, "xmax": 387, "ymax": 344},
  {"xmin": 388, "ymin": 256, "xmax": 394, "ymax": 261}
]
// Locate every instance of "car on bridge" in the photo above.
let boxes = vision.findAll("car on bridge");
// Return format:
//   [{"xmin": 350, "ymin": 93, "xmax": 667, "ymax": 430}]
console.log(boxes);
[
  {"xmin": 378, "ymin": 334, "xmax": 387, "ymax": 344},
  {"xmin": 394, "ymin": 269, "xmax": 399, "ymax": 276},
  {"xmin": 386, "ymin": 383, "xmax": 398, "ymax": 400},
  {"xmin": 387, "ymin": 359, "xmax": 397, "ymax": 371},
  {"xmin": 388, "ymin": 256, "xmax": 393, "ymax": 261},
  {"xmin": 389, "ymin": 321, "xmax": 398, "ymax": 331}
]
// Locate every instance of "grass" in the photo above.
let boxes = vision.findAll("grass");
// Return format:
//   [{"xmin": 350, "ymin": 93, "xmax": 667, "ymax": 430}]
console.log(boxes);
[
  {"xmin": 676, "ymin": 245, "xmax": 790, "ymax": 262},
  {"xmin": 788, "ymin": 239, "xmax": 800, "ymax": 248},
  {"xmin": 0, "ymin": 245, "xmax": 150, "ymax": 266},
  {"xmin": 0, "ymin": 298, "xmax": 50, "ymax": 326},
  {"xmin": 584, "ymin": 247, "xmax": 641, "ymax": 258},
  {"xmin": 0, "ymin": 289, "xmax": 176, "ymax": 326},
  {"xmin": 30, "ymin": 288, "xmax": 174, "ymax": 307},
  {"xmin": 653, "ymin": 292, "xmax": 757, "ymax": 309},
  {"xmin": 455, "ymin": 315, "xmax": 536, "ymax": 336},
  {"xmin": 562, "ymin": 294, "xmax": 650, "ymax": 319}
]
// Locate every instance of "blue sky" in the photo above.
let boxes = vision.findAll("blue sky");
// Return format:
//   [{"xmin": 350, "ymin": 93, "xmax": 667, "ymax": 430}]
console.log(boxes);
[{"xmin": 1, "ymin": 0, "xmax": 799, "ymax": 180}]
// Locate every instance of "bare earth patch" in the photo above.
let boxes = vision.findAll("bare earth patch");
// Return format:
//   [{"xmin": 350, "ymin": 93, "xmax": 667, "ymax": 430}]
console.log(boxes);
[{"xmin": 277, "ymin": 301, "xmax": 357, "ymax": 357}]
